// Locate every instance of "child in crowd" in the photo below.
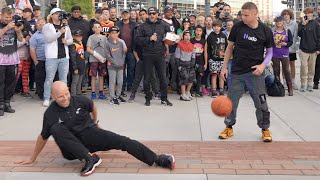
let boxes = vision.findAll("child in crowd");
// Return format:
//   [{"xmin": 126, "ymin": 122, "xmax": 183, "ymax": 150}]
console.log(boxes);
[
  {"xmin": 206, "ymin": 20, "xmax": 228, "ymax": 97},
  {"xmin": 69, "ymin": 29, "xmax": 86, "ymax": 96},
  {"xmin": 87, "ymin": 22, "xmax": 108, "ymax": 100},
  {"xmin": 106, "ymin": 26, "xmax": 127, "ymax": 105},
  {"xmin": 191, "ymin": 26, "xmax": 207, "ymax": 97},
  {"xmin": 175, "ymin": 30, "xmax": 196, "ymax": 101}
]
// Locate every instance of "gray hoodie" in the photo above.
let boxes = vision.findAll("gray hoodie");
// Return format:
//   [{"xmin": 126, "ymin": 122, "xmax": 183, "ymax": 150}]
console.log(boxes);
[
  {"xmin": 105, "ymin": 38, "xmax": 126, "ymax": 70},
  {"xmin": 285, "ymin": 20, "xmax": 298, "ymax": 53}
]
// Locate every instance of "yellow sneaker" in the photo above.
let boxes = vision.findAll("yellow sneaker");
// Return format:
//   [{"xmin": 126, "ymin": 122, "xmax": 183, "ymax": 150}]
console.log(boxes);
[
  {"xmin": 219, "ymin": 127, "xmax": 234, "ymax": 139},
  {"xmin": 262, "ymin": 129, "xmax": 272, "ymax": 142}
]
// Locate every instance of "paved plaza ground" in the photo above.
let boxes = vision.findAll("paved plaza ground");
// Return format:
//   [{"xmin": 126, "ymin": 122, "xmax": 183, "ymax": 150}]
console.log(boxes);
[{"xmin": 0, "ymin": 61, "xmax": 320, "ymax": 179}]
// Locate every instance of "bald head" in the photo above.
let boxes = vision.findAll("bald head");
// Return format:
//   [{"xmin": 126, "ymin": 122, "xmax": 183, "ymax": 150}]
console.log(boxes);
[
  {"xmin": 52, "ymin": 81, "xmax": 68, "ymax": 95},
  {"xmin": 51, "ymin": 81, "xmax": 71, "ymax": 108}
]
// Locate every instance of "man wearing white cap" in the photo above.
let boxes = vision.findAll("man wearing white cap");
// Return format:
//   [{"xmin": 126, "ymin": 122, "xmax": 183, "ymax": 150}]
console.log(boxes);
[{"xmin": 42, "ymin": 8, "xmax": 73, "ymax": 107}]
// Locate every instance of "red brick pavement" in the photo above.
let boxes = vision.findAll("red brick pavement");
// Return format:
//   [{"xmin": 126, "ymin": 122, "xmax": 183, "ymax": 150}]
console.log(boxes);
[{"xmin": 1, "ymin": 141, "xmax": 320, "ymax": 175}]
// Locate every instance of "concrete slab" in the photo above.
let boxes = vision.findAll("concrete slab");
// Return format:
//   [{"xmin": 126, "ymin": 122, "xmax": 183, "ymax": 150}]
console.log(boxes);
[
  {"xmin": 199, "ymin": 94, "xmax": 303, "ymax": 141},
  {"xmin": 207, "ymin": 174, "xmax": 320, "ymax": 180},
  {"xmin": 0, "ymin": 173, "xmax": 206, "ymax": 180}
]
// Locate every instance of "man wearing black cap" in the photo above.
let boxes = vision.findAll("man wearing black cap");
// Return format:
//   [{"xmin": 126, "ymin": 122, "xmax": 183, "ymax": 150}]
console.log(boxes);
[
  {"xmin": 189, "ymin": 13, "xmax": 196, "ymax": 30},
  {"xmin": 115, "ymin": 9, "xmax": 138, "ymax": 93},
  {"xmin": 162, "ymin": 5, "xmax": 180, "ymax": 93},
  {"xmin": 136, "ymin": 7, "xmax": 173, "ymax": 106}
]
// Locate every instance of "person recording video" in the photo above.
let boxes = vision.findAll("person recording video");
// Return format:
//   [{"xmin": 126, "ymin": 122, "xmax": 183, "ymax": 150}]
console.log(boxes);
[{"xmin": 0, "ymin": 7, "xmax": 24, "ymax": 116}]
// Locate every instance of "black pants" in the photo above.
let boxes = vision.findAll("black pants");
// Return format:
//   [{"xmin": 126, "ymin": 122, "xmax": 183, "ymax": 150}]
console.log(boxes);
[
  {"xmin": 35, "ymin": 61, "xmax": 46, "ymax": 98},
  {"xmin": 29, "ymin": 60, "xmax": 35, "ymax": 89},
  {"xmin": 131, "ymin": 59, "xmax": 159, "ymax": 94},
  {"xmin": 314, "ymin": 54, "xmax": 320, "ymax": 85},
  {"xmin": 143, "ymin": 54, "xmax": 167, "ymax": 101},
  {"xmin": 50, "ymin": 123, "xmax": 157, "ymax": 166},
  {"xmin": 0, "ymin": 65, "xmax": 16, "ymax": 104},
  {"xmin": 195, "ymin": 70, "xmax": 202, "ymax": 93}
]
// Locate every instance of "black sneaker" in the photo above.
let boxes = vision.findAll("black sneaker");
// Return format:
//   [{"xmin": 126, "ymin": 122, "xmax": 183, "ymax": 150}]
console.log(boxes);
[
  {"xmin": 80, "ymin": 154, "xmax": 102, "ymax": 176},
  {"xmin": 156, "ymin": 154, "xmax": 175, "ymax": 170},
  {"xmin": 110, "ymin": 98, "xmax": 120, "ymax": 105},
  {"xmin": 145, "ymin": 100, "xmax": 151, "ymax": 106},
  {"xmin": 161, "ymin": 99, "xmax": 173, "ymax": 106},
  {"xmin": 4, "ymin": 103, "xmax": 15, "ymax": 113},
  {"xmin": 195, "ymin": 92, "xmax": 203, "ymax": 97},
  {"xmin": 118, "ymin": 96, "xmax": 126, "ymax": 103},
  {"xmin": 314, "ymin": 84, "xmax": 319, "ymax": 89},
  {"xmin": 0, "ymin": 105, "xmax": 4, "ymax": 116},
  {"xmin": 121, "ymin": 91, "xmax": 127, "ymax": 97},
  {"xmin": 23, "ymin": 92, "xmax": 33, "ymax": 98},
  {"xmin": 128, "ymin": 93, "xmax": 135, "ymax": 103}
]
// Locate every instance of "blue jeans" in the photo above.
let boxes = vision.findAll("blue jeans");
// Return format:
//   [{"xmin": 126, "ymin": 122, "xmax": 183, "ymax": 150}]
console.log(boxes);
[
  {"xmin": 225, "ymin": 71, "xmax": 270, "ymax": 129},
  {"xmin": 123, "ymin": 52, "xmax": 135, "ymax": 91},
  {"xmin": 44, "ymin": 58, "xmax": 69, "ymax": 100}
]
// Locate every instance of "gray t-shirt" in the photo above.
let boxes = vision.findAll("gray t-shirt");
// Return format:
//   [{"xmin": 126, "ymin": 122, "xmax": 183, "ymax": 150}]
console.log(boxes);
[{"xmin": 87, "ymin": 34, "xmax": 107, "ymax": 62}]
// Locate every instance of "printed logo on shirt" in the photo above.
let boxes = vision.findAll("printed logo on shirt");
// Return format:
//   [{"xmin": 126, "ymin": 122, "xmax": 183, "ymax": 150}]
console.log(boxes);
[
  {"xmin": 58, "ymin": 118, "xmax": 64, "ymax": 123},
  {"xmin": 111, "ymin": 48, "xmax": 119, "ymax": 52},
  {"xmin": 243, "ymin": 34, "xmax": 257, "ymax": 42},
  {"xmin": 76, "ymin": 108, "xmax": 81, "ymax": 114}
]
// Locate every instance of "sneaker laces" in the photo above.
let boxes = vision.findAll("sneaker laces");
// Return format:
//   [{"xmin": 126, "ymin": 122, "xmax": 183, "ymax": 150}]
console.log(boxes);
[
  {"xmin": 222, "ymin": 128, "xmax": 230, "ymax": 134},
  {"xmin": 262, "ymin": 130, "xmax": 271, "ymax": 137}
]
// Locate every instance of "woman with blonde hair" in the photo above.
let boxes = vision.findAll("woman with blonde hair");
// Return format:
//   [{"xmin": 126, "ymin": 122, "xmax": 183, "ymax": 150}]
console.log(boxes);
[
  {"xmin": 196, "ymin": 16, "xmax": 205, "ymax": 27},
  {"xmin": 272, "ymin": 16, "xmax": 293, "ymax": 96}
]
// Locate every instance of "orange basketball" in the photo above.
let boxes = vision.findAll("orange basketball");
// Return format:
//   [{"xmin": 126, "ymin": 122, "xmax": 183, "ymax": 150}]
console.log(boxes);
[
  {"xmin": 211, "ymin": 96, "xmax": 232, "ymax": 117},
  {"xmin": 164, "ymin": 39, "xmax": 175, "ymax": 46}
]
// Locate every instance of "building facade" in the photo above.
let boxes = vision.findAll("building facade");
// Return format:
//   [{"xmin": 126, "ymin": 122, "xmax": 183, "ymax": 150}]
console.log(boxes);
[{"xmin": 92, "ymin": 0, "xmax": 273, "ymax": 21}]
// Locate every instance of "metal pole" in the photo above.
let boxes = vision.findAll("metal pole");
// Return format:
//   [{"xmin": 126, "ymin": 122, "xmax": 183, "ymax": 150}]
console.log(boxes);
[
  {"xmin": 205, "ymin": 0, "xmax": 210, "ymax": 16},
  {"xmin": 124, "ymin": 0, "xmax": 127, "ymax": 9},
  {"xmin": 293, "ymin": 0, "xmax": 296, "ymax": 22},
  {"xmin": 302, "ymin": 0, "xmax": 304, "ymax": 11}
]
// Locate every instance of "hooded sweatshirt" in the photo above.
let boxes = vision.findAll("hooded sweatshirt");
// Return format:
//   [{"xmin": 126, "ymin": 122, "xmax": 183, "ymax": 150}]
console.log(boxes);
[
  {"xmin": 105, "ymin": 37, "xmax": 126, "ymax": 70},
  {"xmin": 298, "ymin": 19, "xmax": 320, "ymax": 53},
  {"xmin": 285, "ymin": 20, "xmax": 298, "ymax": 54}
]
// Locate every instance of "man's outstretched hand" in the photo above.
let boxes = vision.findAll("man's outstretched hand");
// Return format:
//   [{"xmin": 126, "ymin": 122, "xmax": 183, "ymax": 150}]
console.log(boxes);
[{"xmin": 15, "ymin": 158, "xmax": 35, "ymax": 165}]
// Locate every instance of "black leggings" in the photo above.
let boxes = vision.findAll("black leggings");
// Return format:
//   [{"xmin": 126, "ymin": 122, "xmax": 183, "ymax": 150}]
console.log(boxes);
[{"xmin": 51, "ymin": 123, "xmax": 157, "ymax": 166}]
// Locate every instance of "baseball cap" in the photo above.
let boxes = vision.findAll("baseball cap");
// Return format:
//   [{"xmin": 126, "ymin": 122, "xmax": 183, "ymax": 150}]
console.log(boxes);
[
  {"xmin": 189, "ymin": 13, "xmax": 196, "ymax": 18},
  {"xmin": 23, "ymin": 8, "xmax": 32, "ymax": 13},
  {"xmin": 163, "ymin": 5, "xmax": 173, "ymax": 13},
  {"xmin": 148, "ymin": 7, "xmax": 158, "ymax": 14},
  {"xmin": 95, "ymin": 8, "xmax": 102, "ymax": 14},
  {"xmin": 183, "ymin": 30, "xmax": 191, "ymax": 36},
  {"xmin": 50, "ymin": 8, "xmax": 62, "ymax": 15},
  {"xmin": 182, "ymin": 17, "xmax": 190, "ymax": 24},
  {"xmin": 33, "ymin": 6, "xmax": 41, "ymax": 11},
  {"xmin": 274, "ymin": 16, "xmax": 284, "ymax": 22},
  {"xmin": 122, "ymin": 9, "xmax": 129, "ymax": 14},
  {"xmin": 109, "ymin": 26, "xmax": 120, "ymax": 33},
  {"xmin": 72, "ymin": 29, "xmax": 83, "ymax": 36}
]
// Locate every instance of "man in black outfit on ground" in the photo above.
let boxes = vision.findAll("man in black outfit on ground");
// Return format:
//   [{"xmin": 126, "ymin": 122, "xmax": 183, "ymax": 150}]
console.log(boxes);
[{"xmin": 16, "ymin": 81, "xmax": 175, "ymax": 176}]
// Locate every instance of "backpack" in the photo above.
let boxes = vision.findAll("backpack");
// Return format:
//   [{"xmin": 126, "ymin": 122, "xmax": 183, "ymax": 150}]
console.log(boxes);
[{"xmin": 266, "ymin": 76, "xmax": 285, "ymax": 97}]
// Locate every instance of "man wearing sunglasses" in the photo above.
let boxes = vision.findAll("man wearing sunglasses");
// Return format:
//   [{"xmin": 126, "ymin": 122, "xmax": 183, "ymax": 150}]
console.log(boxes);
[{"xmin": 136, "ymin": 7, "xmax": 173, "ymax": 106}]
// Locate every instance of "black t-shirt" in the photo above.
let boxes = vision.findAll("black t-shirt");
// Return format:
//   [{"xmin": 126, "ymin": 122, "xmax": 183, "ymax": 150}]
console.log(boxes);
[
  {"xmin": 213, "ymin": 2, "xmax": 229, "ymax": 18},
  {"xmin": 53, "ymin": 24, "xmax": 66, "ymax": 59},
  {"xmin": 207, "ymin": 32, "xmax": 228, "ymax": 61},
  {"xmin": 191, "ymin": 38, "xmax": 206, "ymax": 65},
  {"xmin": 41, "ymin": 96, "xmax": 96, "ymax": 140},
  {"xmin": 0, "ymin": 22, "xmax": 17, "ymax": 55},
  {"xmin": 229, "ymin": 21, "xmax": 274, "ymax": 75}
]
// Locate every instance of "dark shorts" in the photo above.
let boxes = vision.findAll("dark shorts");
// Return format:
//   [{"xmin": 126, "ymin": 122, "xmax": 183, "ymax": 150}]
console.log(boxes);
[
  {"xmin": 289, "ymin": 53, "xmax": 297, "ymax": 61},
  {"xmin": 178, "ymin": 67, "xmax": 196, "ymax": 85},
  {"xmin": 89, "ymin": 62, "xmax": 106, "ymax": 77},
  {"xmin": 209, "ymin": 59, "xmax": 224, "ymax": 74}
]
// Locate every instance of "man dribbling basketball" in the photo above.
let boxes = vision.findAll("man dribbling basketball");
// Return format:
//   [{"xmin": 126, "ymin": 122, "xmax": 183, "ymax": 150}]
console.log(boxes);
[{"xmin": 220, "ymin": 2, "xmax": 274, "ymax": 142}]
